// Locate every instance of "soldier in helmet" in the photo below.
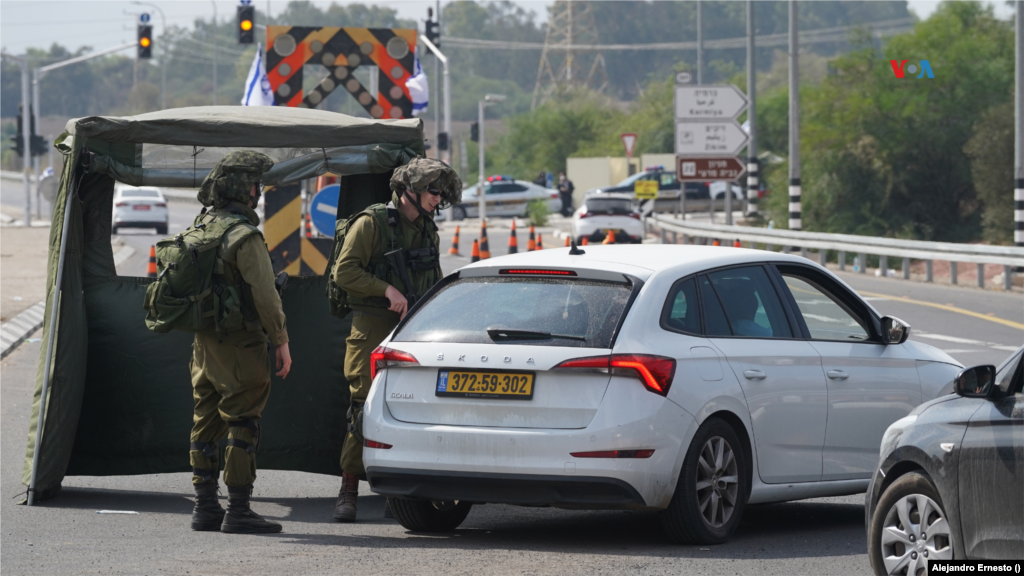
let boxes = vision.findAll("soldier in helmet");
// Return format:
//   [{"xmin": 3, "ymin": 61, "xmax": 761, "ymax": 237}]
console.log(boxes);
[
  {"xmin": 331, "ymin": 157, "xmax": 461, "ymax": 522},
  {"xmin": 189, "ymin": 150, "xmax": 293, "ymax": 534}
]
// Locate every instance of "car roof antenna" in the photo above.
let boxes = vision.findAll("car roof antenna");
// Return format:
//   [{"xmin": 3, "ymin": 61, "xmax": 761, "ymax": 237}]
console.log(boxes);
[{"xmin": 568, "ymin": 237, "xmax": 586, "ymax": 255}]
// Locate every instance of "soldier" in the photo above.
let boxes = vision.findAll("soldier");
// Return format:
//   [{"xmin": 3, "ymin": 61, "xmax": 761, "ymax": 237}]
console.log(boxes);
[
  {"xmin": 331, "ymin": 158, "xmax": 461, "ymax": 522},
  {"xmin": 188, "ymin": 151, "xmax": 292, "ymax": 534}
]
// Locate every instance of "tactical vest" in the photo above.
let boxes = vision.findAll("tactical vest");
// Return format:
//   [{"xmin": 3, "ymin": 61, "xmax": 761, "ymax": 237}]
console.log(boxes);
[{"xmin": 326, "ymin": 204, "xmax": 441, "ymax": 318}]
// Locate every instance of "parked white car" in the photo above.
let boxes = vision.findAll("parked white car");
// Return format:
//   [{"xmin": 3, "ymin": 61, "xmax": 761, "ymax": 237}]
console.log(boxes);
[
  {"xmin": 361, "ymin": 245, "xmax": 962, "ymax": 543},
  {"xmin": 710, "ymin": 182, "xmax": 744, "ymax": 201},
  {"xmin": 112, "ymin": 186, "xmax": 168, "ymax": 235},
  {"xmin": 571, "ymin": 194, "xmax": 644, "ymax": 244},
  {"xmin": 452, "ymin": 177, "xmax": 562, "ymax": 220}
]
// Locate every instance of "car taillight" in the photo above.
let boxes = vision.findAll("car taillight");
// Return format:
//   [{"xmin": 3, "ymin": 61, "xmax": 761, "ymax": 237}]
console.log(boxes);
[
  {"xmin": 499, "ymin": 269, "xmax": 577, "ymax": 276},
  {"xmin": 363, "ymin": 439, "xmax": 393, "ymax": 449},
  {"xmin": 550, "ymin": 193, "xmax": 559, "ymax": 199},
  {"xmin": 370, "ymin": 346, "xmax": 419, "ymax": 380},
  {"xmin": 578, "ymin": 211, "xmax": 592, "ymax": 218},
  {"xmin": 571, "ymin": 449, "xmax": 655, "ymax": 458},
  {"xmin": 629, "ymin": 212, "xmax": 641, "ymax": 219},
  {"xmin": 115, "ymin": 202, "xmax": 128, "ymax": 207},
  {"xmin": 554, "ymin": 354, "xmax": 676, "ymax": 396}
]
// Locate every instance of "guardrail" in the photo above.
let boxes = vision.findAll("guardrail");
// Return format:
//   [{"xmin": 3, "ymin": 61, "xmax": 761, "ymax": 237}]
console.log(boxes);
[
  {"xmin": 649, "ymin": 214, "xmax": 1024, "ymax": 291},
  {"xmin": 0, "ymin": 170, "xmax": 36, "ymax": 182}
]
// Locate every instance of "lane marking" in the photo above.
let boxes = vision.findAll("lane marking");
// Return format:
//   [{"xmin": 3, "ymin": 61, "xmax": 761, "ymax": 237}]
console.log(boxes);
[
  {"xmin": 859, "ymin": 291, "xmax": 1024, "ymax": 331},
  {"xmin": 914, "ymin": 332, "xmax": 1020, "ymax": 352}
]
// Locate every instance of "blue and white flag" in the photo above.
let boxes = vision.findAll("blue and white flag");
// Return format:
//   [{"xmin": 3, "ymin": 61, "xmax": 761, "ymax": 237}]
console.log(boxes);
[
  {"xmin": 405, "ymin": 49, "xmax": 429, "ymax": 116},
  {"xmin": 242, "ymin": 43, "xmax": 274, "ymax": 106}
]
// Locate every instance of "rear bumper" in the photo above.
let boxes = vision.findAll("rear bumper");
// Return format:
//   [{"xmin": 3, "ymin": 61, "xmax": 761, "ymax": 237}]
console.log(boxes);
[{"xmin": 367, "ymin": 467, "xmax": 646, "ymax": 509}]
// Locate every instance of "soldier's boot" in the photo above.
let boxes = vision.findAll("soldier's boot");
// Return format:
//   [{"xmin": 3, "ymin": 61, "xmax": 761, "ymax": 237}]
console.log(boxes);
[
  {"xmin": 221, "ymin": 485, "xmax": 282, "ymax": 534},
  {"xmin": 191, "ymin": 482, "xmax": 226, "ymax": 531},
  {"xmin": 333, "ymin": 472, "xmax": 359, "ymax": 522},
  {"xmin": 383, "ymin": 497, "xmax": 394, "ymax": 519}
]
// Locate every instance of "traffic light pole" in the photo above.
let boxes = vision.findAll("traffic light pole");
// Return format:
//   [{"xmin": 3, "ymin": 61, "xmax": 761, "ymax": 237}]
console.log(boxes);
[
  {"xmin": 1, "ymin": 52, "xmax": 31, "ymax": 226},
  {"xmin": 419, "ymin": 35, "xmax": 451, "ymax": 167}
]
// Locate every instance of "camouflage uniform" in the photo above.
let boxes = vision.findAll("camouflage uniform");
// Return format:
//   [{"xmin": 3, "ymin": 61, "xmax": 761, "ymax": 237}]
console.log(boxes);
[
  {"xmin": 188, "ymin": 150, "xmax": 288, "ymax": 534},
  {"xmin": 332, "ymin": 158, "xmax": 461, "ymax": 522}
]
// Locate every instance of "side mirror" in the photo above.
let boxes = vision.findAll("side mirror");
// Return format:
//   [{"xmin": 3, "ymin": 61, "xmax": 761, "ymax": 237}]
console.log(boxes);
[
  {"xmin": 954, "ymin": 365, "xmax": 997, "ymax": 398},
  {"xmin": 881, "ymin": 316, "xmax": 911, "ymax": 344}
]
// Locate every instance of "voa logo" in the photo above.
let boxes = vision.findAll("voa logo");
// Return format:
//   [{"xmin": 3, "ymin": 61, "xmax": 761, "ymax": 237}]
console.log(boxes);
[{"xmin": 890, "ymin": 60, "xmax": 934, "ymax": 79}]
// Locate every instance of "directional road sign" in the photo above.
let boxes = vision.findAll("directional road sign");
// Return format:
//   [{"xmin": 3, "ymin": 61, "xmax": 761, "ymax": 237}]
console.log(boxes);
[
  {"xmin": 677, "ymin": 157, "xmax": 746, "ymax": 182},
  {"xmin": 674, "ymin": 85, "xmax": 748, "ymax": 121},
  {"xmin": 621, "ymin": 133, "xmax": 637, "ymax": 159},
  {"xmin": 140, "ymin": 12, "xmax": 150, "ymax": 23},
  {"xmin": 675, "ymin": 121, "xmax": 749, "ymax": 156},
  {"xmin": 310, "ymin": 184, "xmax": 340, "ymax": 236}
]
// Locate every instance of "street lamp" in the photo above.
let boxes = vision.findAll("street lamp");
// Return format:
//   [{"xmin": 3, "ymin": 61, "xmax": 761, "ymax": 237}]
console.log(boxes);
[
  {"xmin": 131, "ymin": 1, "xmax": 167, "ymax": 109},
  {"xmin": 477, "ymin": 93, "xmax": 506, "ymax": 221}
]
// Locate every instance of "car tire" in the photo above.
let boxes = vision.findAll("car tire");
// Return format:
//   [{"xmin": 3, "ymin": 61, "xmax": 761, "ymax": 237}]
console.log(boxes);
[
  {"xmin": 157, "ymin": 224, "xmax": 168, "ymax": 235},
  {"xmin": 389, "ymin": 498, "xmax": 472, "ymax": 532},
  {"xmin": 660, "ymin": 417, "xmax": 748, "ymax": 545},
  {"xmin": 452, "ymin": 206, "xmax": 467, "ymax": 221},
  {"xmin": 868, "ymin": 471, "xmax": 954, "ymax": 576}
]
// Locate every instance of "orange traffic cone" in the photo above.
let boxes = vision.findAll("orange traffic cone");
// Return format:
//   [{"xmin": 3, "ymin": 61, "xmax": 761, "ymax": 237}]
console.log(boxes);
[
  {"xmin": 581, "ymin": 237, "xmax": 589, "ymax": 246},
  {"xmin": 147, "ymin": 245, "xmax": 158, "ymax": 278},
  {"xmin": 733, "ymin": 239, "xmax": 742, "ymax": 248},
  {"xmin": 527, "ymin": 225, "xmax": 536, "ymax": 251},
  {"xmin": 603, "ymin": 229, "xmax": 616, "ymax": 245},
  {"xmin": 470, "ymin": 239, "xmax": 481, "ymax": 263},
  {"xmin": 305, "ymin": 213, "xmax": 313, "ymax": 238},
  {"xmin": 537, "ymin": 233, "xmax": 544, "ymax": 250},
  {"xmin": 479, "ymin": 221, "xmax": 491, "ymax": 259},
  {"xmin": 564, "ymin": 236, "xmax": 570, "ymax": 247},
  {"xmin": 712, "ymin": 239, "xmax": 721, "ymax": 246},
  {"xmin": 508, "ymin": 220, "xmax": 518, "ymax": 254},
  {"xmin": 449, "ymin": 226, "xmax": 461, "ymax": 255}
]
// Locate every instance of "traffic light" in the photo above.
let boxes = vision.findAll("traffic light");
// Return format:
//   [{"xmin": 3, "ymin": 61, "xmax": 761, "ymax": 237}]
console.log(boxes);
[
  {"xmin": 11, "ymin": 105, "xmax": 47, "ymax": 157},
  {"xmin": 137, "ymin": 24, "xmax": 153, "ymax": 59},
  {"xmin": 238, "ymin": 5, "xmax": 255, "ymax": 44},
  {"xmin": 425, "ymin": 18, "xmax": 440, "ymax": 48},
  {"xmin": 470, "ymin": 123, "xmax": 479, "ymax": 142},
  {"xmin": 437, "ymin": 132, "xmax": 449, "ymax": 151},
  {"xmin": 13, "ymin": 110, "xmax": 24, "ymax": 158}
]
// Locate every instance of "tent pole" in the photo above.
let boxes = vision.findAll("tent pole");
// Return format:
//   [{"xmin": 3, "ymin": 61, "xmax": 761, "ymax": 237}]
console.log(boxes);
[{"xmin": 27, "ymin": 157, "xmax": 76, "ymax": 506}]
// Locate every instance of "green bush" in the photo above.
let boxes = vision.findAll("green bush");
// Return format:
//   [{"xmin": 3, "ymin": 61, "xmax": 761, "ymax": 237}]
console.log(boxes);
[{"xmin": 526, "ymin": 199, "xmax": 549, "ymax": 227}]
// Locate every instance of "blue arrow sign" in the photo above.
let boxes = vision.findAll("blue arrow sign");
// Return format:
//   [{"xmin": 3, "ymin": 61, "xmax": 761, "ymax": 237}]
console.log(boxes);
[
  {"xmin": 310, "ymin": 184, "xmax": 340, "ymax": 237},
  {"xmin": 140, "ymin": 12, "xmax": 151, "ymax": 23}
]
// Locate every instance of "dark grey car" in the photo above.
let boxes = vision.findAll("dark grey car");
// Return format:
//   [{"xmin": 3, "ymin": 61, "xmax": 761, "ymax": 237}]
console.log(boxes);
[{"xmin": 865, "ymin": 346, "xmax": 1024, "ymax": 574}]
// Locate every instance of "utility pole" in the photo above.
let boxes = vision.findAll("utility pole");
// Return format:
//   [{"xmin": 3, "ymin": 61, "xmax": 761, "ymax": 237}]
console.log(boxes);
[
  {"xmin": 746, "ymin": 0, "xmax": 759, "ymax": 217},
  {"xmin": 477, "ymin": 93, "xmax": 506, "ymax": 220},
  {"xmin": 21, "ymin": 61, "xmax": 31, "ymax": 227},
  {"xmin": 210, "ymin": 0, "xmax": 218, "ymax": 105},
  {"xmin": 431, "ymin": 4, "xmax": 440, "ymax": 160},
  {"xmin": 1016, "ymin": 0, "xmax": 1023, "ymax": 249},
  {"xmin": 697, "ymin": 0, "xmax": 703, "ymax": 85},
  {"xmin": 788, "ymin": 0, "xmax": 801, "ymax": 236}
]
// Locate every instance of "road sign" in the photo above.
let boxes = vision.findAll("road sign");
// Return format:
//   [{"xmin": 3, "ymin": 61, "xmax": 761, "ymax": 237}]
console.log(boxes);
[
  {"xmin": 674, "ymin": 85, "xmax": 748, "ymax": 121},
  {"xmin": 676, "ymin": 157, "xmax": 746, "ymax": 182},
  {"xmin": 634, "ymin": 180, "xmax": 658, "ymax": 199},
  {"xmin": 675, "ymin": 72, "xmax": 692, "ymax": 85},
  {"xmin": 310, "ymin": 184, "xmax": 340, "ymax": 236},
  {"xmin": 621, "ymin": 133, "xmax": 637, "ymax": 159},
  {"xmin": 140, "ymin": 12, "xmax": 150, "ymax": 23},
  {"xmin": 675, "ymin": 120, "xmax": 749, "ymax": 156}
]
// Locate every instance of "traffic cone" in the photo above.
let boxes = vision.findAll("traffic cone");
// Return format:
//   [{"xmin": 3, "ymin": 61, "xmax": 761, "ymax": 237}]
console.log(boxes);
[
  {"xmin": 479, "ymin": 221, "xmax": 491, "ymax": 259},
  {"xmin": 733, "ymin": 239, "xmax": 742, "ymax": 248},
  {"xmin": 449, "ymin": 226, "xmax": 461, "ymax": 255},
  {"xmin": 537, "ymin": 233, "xmax": 544, "ymax": 250},
  {"xmin": 147, "ymin": 246, "xmax": 158, "ymax": 278},
  {"xmin": 527, "ymin": 225, "xmax": 536, "ymax": 251},
  {"xmin": 712, "ymin": 239, "xmax": 721, "ymax": 246},
  {"xmin": 603, "ymin": 229, "xmax": 616, "ymax": 245},
  {"xmin": 305, "ymin": 213, "xmax": 313, "ymax": 238},
  {"xmin": 508, "ymin": 220, "xmax": 518, "ymax": 254},
  {"xmin": 581, "ymin": 237, "xmax": 589, "ymax": 246},
  {"xmin": 470, "ymin": 239, "xmax": 481, "ymax": 263},
  {"xmin": 564, "ymin": 236, "xmax": 570, "ymax": 247}
]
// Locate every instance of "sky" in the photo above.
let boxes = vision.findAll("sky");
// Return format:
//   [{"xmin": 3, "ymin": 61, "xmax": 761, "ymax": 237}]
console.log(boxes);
[{"xmin": 0, "ymin": 0, "xmax": 1015, "ymax": 56}]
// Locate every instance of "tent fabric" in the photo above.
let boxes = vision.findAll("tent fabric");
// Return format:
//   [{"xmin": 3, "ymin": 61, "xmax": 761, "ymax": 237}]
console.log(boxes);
[{"xmin": 24, "ymin": 106, "xmax": 423, "ymax": 501}]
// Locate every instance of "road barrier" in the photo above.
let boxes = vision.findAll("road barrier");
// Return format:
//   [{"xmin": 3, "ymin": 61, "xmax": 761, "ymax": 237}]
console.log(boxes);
[
  {"xmin": 147, "ymin": 246, "xmax": 157, "ymax": 278},
  {"xmin": 648, "ymin": 214, "xmax": 1024, "ymax": 291},
  {"xmin": 470, "ymin": 239, "xmax": 481, "ymax": 263},
  {"xmin": 449, "ymin": 226, "xmax": 461, "ymax": 255},
  {"xmin": 527, "ymin": 225, "xmax": 537, "ymax": 251},
  {"xmin": 479, "ymin": 220, "xmax": 491, "ymax": 259}
]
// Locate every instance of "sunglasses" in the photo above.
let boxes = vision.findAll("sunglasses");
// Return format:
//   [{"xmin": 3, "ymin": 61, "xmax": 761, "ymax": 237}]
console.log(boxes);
[{"xmin": 425, "ymin": 187, "xmax": 442, "ymax": 197}]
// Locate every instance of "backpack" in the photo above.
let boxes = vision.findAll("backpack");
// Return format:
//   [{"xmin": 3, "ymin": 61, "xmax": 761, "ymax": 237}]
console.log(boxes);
[
  {"xmin": 143, "ymin": 212, "xmax": 259, "ymax": 334},
  {"xmin": 324, "ymin": 209, "xmax": 386, "ymax": 319}
]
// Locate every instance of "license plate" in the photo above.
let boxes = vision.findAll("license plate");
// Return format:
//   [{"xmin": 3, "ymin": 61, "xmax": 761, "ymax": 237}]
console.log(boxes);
[
  {"xmin": 436, "ymin": 370, "xmax": 535, "ymax": 400},
  {"xmin": 133, "ymin": 205, "xmax": 151, "ymax": 210}
]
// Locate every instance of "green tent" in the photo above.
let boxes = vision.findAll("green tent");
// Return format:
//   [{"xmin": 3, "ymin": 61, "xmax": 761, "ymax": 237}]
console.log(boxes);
[{"xmin": 23, "ymin": 105, "xmax": 425, "ymax": 503}]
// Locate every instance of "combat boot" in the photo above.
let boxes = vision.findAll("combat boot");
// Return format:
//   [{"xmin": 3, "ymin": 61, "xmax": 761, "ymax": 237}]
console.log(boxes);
[
  {"xmin": 333, "ymin": 472, "xmax": 359, "ymax": 522},
  {"xmin": 221, "ymin": 485, "xmax": 282, "ymax": 534},
  {"xmin": 191, "ymin": 482, "xmax": 225, "ymax": 531}
]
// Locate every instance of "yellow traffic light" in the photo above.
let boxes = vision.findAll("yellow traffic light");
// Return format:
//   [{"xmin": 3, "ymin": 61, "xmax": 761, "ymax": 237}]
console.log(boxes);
[
  {"xmin": 241, "ymin": 19, "xmax": 253, "ymax": 31},
  {"xmin": 140, "ymin": 37, "xmax": 151, "ymax": 48}
]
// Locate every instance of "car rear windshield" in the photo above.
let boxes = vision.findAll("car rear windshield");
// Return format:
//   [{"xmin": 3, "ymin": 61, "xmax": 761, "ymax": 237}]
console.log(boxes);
[
  {"xmin": 120, "ymin": 189, "xmax": 160, "ymax": 198},
  {"xmin": 394, "ymin": 276, "xmax": 633, "ymax": 348},
  {"xmin": 585, "ymin": 199, "xmax": 633, "ymax": 214}
]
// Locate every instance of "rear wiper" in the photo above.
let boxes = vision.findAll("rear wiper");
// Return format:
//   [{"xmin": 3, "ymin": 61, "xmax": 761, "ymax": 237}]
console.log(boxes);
[{"xmin": 487, "ymin": 328, "xmax": 586, "ymax": 342}]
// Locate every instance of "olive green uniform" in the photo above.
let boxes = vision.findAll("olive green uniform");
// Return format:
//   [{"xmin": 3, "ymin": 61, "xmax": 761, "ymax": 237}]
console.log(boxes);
[
  {"xmin": 333, "ymin": 195, "xmax": 441, "ymax": 476},
  {"xmin": 190, "ymin": 201, "xmax": 289, "ymax": 488}
]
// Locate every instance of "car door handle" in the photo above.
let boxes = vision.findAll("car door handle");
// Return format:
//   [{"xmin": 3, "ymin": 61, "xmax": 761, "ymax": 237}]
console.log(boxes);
[
  {"xmin": 826, "ymin": 370, "xmax": 849, "ymax": 380},
  {"xmin": 743, "ymin": 370, "xmax": 766, "ymax": 380}
]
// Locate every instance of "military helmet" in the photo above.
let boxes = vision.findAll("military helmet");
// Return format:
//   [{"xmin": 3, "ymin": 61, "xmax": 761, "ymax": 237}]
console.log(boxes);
[
  {"xmin": 198, "ymin": 150, "xmax": 274, "ymax": 208},
  {"xmin": 390, "ymin": 157, "xmax": 462, "ymax": 210}
]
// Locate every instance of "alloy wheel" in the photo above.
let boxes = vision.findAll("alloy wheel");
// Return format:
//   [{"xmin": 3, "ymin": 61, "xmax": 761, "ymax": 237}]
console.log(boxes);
[
  {"xmin": 880, "ymin": 493, "xmax": 953, "ymax": 575},
  {"xmin": 695, "ymin": 435, "xmax": 739, "ymax": 529}
]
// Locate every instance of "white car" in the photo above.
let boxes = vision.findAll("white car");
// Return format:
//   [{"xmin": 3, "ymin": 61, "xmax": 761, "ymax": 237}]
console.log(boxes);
[
  {"xmin": 572, "ymin": 195, "xmax": 644, "ymax": 244},
  {"xmin": 452, "ymin": 177, "xmax": 562, "ymax": 220},
  {"xmin": 362, "ymin": 245, "xmax": 962, "ymax": 543},
  {"xmin": 710, "ymin": 182, "xmax": 744, "ymax": 201},
  {"xmin": 112, "ymin": 186, "xmax": 169, "ymax": 235}
]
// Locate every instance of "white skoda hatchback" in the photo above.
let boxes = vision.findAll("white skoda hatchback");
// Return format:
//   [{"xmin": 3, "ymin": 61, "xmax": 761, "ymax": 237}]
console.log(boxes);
[{"xmin": 361, "ymin": 245, "xmax": 963, "ymax": 543}]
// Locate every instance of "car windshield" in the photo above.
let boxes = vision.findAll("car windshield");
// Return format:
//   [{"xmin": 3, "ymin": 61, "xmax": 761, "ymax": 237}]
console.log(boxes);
[
  {"xmin": 585, "ymin": 199, "xmax": 633, "ymax": 214},
  {"xmin": 394, "ymin": 276, "xmax": 633, "ymax": 348},
  {"xmin": 614, "ymin": 172, "xmax": 651, "ymax": 187},
  {"xmin": 120, "ymin": 189, "xmax": 161, "ymax": 198}
]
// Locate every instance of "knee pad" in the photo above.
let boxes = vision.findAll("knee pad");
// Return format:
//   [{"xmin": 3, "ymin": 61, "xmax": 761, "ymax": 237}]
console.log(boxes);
[
  {"xmin": 227, "ymin": 418, "xmax": 260, "ymax": 454},
  {"xmin": 190, "ymin": 441, "xmax": 219, "ymax": 482}
]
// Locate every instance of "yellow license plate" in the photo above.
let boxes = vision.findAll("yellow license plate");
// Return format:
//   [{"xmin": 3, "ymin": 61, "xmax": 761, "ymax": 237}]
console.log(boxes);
[{"xmin": 436, "ymin": 370, "xmax": 535, "ymax": 400}]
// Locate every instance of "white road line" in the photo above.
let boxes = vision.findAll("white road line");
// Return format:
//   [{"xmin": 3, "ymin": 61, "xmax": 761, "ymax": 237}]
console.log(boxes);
[{"xmin": 914, "ymin": 331, "xmax": 1021, "ymax": 352}]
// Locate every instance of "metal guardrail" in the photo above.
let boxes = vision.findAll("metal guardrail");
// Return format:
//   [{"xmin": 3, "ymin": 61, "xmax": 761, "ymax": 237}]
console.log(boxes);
[
  {"xmin": 649, "ymin": 214, "xmax": 1024, "ymax": 291},
  {"xmin": 0, "ymin": 170, "xmax": 36, "ymax": 182}
]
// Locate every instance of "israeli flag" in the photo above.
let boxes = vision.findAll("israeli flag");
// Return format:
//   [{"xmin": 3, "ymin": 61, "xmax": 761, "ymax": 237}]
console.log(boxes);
[
  {"xmin": 241, "ymin": 43, "xmax": 274, "ymax": 106},
  {"xmin": 406, "ymin": 49, "xmax": 429, "ymax": 116}
]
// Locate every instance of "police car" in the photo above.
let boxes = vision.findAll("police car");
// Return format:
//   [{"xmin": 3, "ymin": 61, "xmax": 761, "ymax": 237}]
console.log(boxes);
[{"xmin": 450, "ymin": 176, "xmax": 562, "ymax": 220}]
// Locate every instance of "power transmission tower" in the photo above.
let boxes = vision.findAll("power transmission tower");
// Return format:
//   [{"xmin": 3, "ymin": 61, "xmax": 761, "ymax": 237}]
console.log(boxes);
[{"xmin": 532, "ymin": 0, "xmax": 608, "ymax": 108}]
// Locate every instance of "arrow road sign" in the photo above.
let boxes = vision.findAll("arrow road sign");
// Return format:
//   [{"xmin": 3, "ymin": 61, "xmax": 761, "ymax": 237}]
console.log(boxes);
[
  {"xmin": 675, "ymin": 121, "xmax": 749, "ymax": 156},
  {"xmin": 310, "ymin": 184, "xmax": 340, "ymax": 236},
  {"xmin": 676, "ymin": 156, "xmax": 746, "ymax": 182},
  {"xmin": 675, "ymin": 85, "xmax": 748, "ymax": 121}
]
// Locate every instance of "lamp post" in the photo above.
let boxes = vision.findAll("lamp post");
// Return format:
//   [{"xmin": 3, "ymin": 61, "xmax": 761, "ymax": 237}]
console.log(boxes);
[
  {"xmin": 210, "ymin": 0, "xmax": 218, "ymax": 105},
  {"xmin": 477, "ymin": 93, "xmax": 506, "ymax": 221},
  {"xmin": 131, "ymin": 1, "xmax": 167, "ymax": 109}
]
